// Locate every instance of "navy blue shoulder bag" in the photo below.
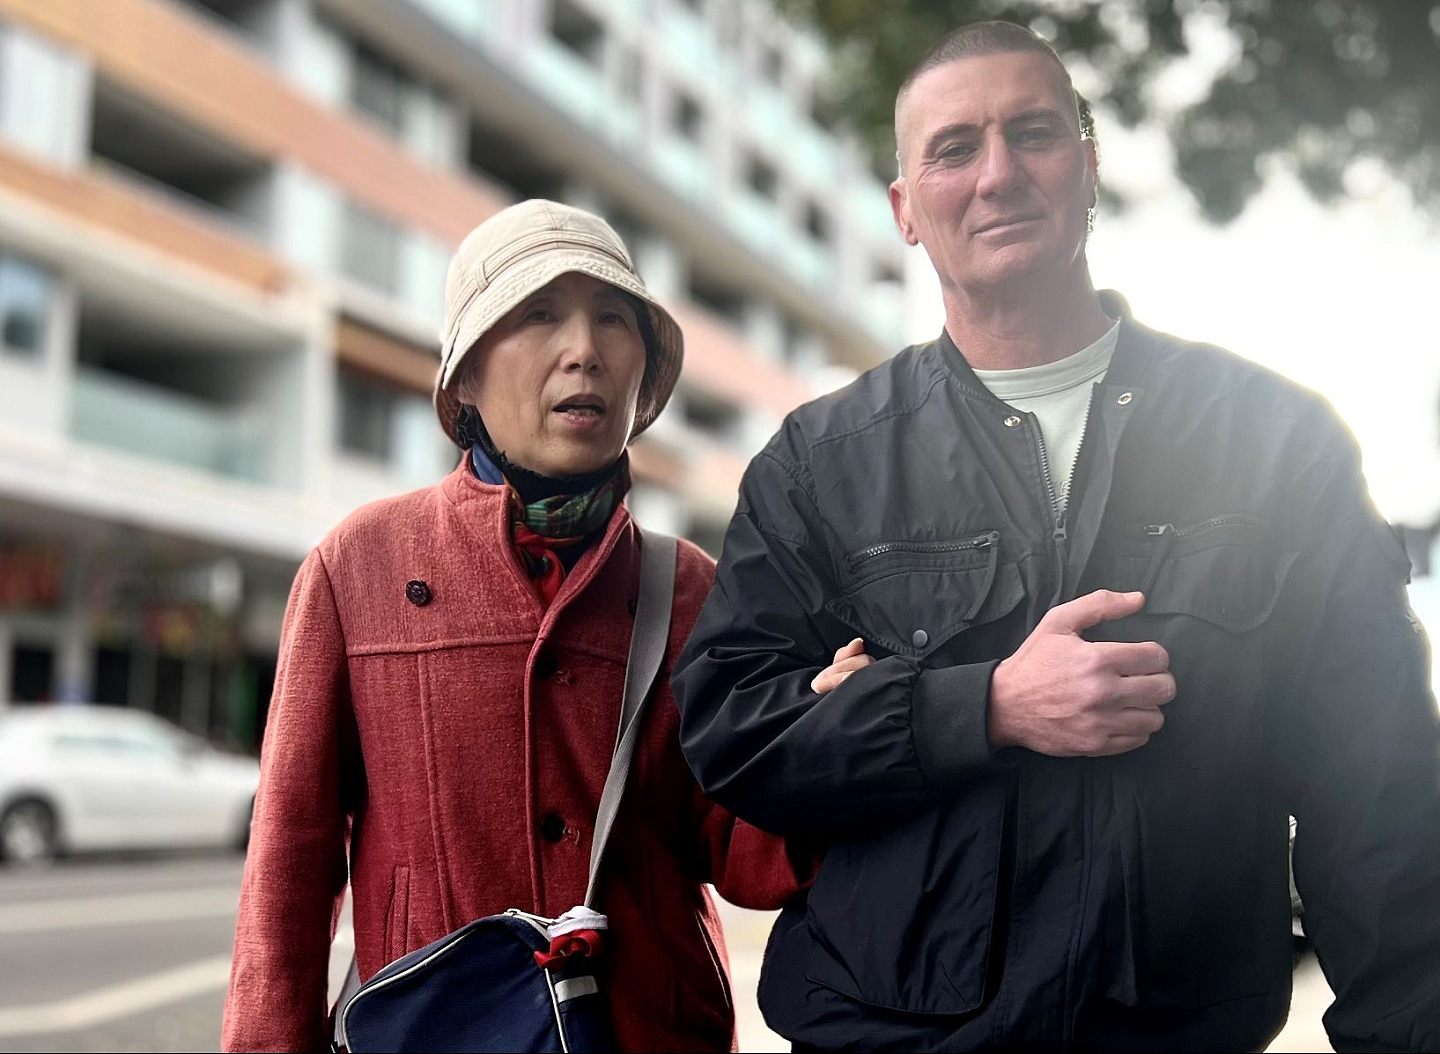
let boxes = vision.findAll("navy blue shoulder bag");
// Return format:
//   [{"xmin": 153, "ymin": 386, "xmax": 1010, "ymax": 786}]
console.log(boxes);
[{"xmin": 333, "ymin": 530, "xmax": 677, "ymax": 1053}]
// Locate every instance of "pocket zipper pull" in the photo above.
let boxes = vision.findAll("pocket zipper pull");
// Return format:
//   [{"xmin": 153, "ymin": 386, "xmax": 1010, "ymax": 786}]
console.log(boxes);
[{"xmin": 1145, "ymin": 523, "xmax": 1174, "ymax": 537}]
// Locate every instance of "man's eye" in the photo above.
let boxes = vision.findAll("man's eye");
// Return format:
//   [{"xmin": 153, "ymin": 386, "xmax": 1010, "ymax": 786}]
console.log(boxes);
[
  {"xmin": 936, "ymin": 143, "xmax": 976, "ymax": 162},
  {"xmin": 1014, "ymin": 128, "xmax": 1058, "ymax": 147}
]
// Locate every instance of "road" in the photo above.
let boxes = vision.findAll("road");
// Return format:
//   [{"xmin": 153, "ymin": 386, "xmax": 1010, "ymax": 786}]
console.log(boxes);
[{"xmin": 0, "ymin": 855, "xmax": 1331, "ymax": 1053}]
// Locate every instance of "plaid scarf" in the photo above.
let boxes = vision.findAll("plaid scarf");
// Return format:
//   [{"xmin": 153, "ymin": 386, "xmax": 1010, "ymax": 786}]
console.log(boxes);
[{"xmin": 470, "ymin": 443, "xmax": 631, "ymax": 603}]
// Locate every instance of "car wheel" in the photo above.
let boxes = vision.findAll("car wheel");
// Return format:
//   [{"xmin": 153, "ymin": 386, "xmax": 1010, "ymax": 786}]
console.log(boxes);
[{"xmin": 0, "ymin": 798, "xmax": 60, "ymax": 866}]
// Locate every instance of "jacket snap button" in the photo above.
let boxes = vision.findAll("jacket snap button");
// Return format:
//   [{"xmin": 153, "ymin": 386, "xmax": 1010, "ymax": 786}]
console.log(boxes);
[
  {"xmin": 1003, "ymin": 415, "xmax": 1021, "ymax": 428},
  {"xmin": 538, "ymin": 813, "xmax": 566, "ymax": 842},
  {"xmin": 533, "ymin": 649, "xmax": 557, "ymax": 680},
  {"xmin": 404, "ymin": 580, "xmax": 431, "ymax": 606},
  {"xmin": 911, "ymin": 629, "xmax": 929, "ymax": 648},
  {"xmin": 1117, "ymin": 391, "xmax": 1134, "ymax": 405}
]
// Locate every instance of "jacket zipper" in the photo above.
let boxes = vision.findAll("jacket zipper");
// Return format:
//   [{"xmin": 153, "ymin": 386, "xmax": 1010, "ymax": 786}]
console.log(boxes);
[
  {"xmin": 1023, "ymin": 401, "xmax": 1092, "ymax": 605},
  {"xmin": 1142, "ymin": 512, "xmax": 1265, "ymax": 539},
  {"xmin": 848, "ymin": 529, "xmax": 998, "ymax": 568}
]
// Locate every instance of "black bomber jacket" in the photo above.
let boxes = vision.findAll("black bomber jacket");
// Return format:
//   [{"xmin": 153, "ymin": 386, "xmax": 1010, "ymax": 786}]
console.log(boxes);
[{"xmin": 673, "ymin": 293, "xmax": 1440, "ymax": 1053}]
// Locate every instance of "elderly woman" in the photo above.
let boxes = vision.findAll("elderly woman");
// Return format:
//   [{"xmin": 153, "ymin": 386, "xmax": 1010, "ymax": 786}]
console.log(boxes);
[{"xmin": 222, "ymin": 200, "xmax": 807, "ymax": 1052}]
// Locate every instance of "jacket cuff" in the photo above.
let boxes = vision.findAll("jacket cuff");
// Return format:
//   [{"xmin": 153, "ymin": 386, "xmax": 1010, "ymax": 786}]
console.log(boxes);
[
  {"xmin": 910, "ymin": 660, "xmax": 1001, "ymax": 791},
  {"xmin": 1331, "ymin": 1039, "xmax": 1411, "ymax": 1054}
]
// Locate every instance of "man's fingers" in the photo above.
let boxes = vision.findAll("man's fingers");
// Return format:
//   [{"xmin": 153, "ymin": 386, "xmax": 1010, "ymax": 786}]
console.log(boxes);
[
  {"xmin": 1092, "ymin": 734, "xmax": 1153, "ymax": 756},
  {"xmin": 1085, "ymin": 711, "xmax": 1166, "ymax": 756},
  {"xmin": 1113, "ymin": 671, "xmax": 1177, "ymax": 708},
  {"xmin": 1041, "ymin": 590, "xmax": 1146, "ymax": 635},
  {"xmin": 832, "ymin": 638, "xmax": 866, "ymax": 663},
  {"xmin": 1093, "ymin": 640, "xmax": 1170, "ymax": 676}
]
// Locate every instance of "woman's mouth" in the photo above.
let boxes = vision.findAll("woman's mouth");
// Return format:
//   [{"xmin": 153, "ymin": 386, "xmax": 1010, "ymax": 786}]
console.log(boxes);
[{"xmin": 553, "ymin": 398, "xmax": 607, "ymax": 426}]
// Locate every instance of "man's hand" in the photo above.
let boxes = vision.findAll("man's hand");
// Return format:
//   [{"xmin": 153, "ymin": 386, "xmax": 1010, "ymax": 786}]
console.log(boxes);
[
  {"xmin": 811, "ymin": 638, "xmax": 875, "ymax": 694},
  {"xmin": 988, "ymin": 590, "xmax": 1174, "ymax": 756}
]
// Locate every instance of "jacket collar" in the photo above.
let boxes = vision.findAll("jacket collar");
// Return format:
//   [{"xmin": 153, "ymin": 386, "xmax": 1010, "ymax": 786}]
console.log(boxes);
[{"xmin": 931, "ymin": 289, "xmax": 1157, "ymax": 403}]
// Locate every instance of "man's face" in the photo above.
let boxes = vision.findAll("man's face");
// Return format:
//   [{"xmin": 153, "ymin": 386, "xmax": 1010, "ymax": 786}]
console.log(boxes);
[{"xmin": 890, "ymin": 51, "xmax": 1097, "ymax": 297}]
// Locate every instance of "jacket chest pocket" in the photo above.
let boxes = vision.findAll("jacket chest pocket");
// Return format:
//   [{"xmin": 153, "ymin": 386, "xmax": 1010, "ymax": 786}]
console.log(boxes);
[
  {"xmin": 823, "ymin": 530, "xmax": 1025, "ymax": 658},
  {"xmin": 1108, "ymin": 514, "xmax": 1298, "ymax": 766},
  {"xmin": 1115, "ymin": 515, "xmax": 1295, "ymax": 633}
]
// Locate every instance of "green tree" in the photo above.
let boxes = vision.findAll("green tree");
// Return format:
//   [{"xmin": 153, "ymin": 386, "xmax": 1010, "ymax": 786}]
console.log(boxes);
[{"xmin": 776, "ymin": 0, "xmax": 1440, "ymax": 222}]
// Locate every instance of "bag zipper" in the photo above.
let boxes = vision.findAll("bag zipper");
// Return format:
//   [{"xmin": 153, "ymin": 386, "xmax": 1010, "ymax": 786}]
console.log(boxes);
[{"xmin": 339, "ymin": 909, "xmax": 558, "ymax": 1049}]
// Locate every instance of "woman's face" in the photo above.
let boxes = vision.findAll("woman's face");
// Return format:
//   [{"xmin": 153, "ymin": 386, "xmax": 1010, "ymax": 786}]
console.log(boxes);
[{"xmin": 455, "ymin": 272, "xmax": 648, "ymax": 477}]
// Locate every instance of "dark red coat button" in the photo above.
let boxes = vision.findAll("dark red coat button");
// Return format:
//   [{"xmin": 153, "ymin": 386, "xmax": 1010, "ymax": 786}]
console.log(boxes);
[
  {"xmin": 405, "ymin": 580, "xmax": 431, "ymax": 606},
  {"xmin": 539, "ymin": 813, "xmax": 566, "ymax": 842}
]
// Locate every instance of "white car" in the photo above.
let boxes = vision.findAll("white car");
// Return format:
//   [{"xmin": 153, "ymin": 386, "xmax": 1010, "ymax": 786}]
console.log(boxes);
[{"xmin": 0, "ymin": 705, "xmax": 258, "ymax": 865}]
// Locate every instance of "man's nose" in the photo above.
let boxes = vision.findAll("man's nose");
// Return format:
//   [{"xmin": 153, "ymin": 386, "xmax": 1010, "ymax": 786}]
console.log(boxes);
[
  {"xmin": 976, "ymin": 136, "xmax": 1024, "ymax": 198},
  {"xmin": 558, "ymin": 313, "xmax": 602, "ymax": 373}
]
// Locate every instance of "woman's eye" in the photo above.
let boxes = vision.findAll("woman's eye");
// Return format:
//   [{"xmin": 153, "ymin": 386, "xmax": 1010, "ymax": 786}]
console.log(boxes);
[
  {"xmin": 598, "ymin": 310, "xmax": 631, "ymax": 326},
  {"xmin": 522, "ymin": 307, "xmax": 554, "ymax": 323}
]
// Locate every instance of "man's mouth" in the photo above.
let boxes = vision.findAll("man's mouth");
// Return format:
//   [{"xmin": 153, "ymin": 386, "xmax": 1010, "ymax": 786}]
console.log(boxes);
[{"xmin": 975, "ymin": 215, "xmax": 1042, "ymax": 234}]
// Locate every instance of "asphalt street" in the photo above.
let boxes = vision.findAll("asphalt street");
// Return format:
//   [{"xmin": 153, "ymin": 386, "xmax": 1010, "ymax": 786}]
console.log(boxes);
[{"xmin": 0, "ymin": 855, "xmax": 1331, "ymax": 1053}]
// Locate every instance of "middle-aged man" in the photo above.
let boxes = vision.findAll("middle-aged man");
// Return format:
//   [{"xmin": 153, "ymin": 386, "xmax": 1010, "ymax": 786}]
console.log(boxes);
[{"xmin": 673, "ymin": 20, "xmax": 1440, "ymax": 1054}]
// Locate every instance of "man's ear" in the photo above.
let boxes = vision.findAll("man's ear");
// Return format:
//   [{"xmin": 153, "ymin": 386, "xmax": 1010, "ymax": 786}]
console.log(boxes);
[
  {"xmin": 889, "ymin": 178, "xmax": 919, "ymax": 246},
  {"xmin": 1083, "ymin": 137, "xmax": 1099, "ymax": 210}
]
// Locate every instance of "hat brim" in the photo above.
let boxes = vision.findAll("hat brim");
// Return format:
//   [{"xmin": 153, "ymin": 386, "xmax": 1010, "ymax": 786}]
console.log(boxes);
[{"xmin": 434, "ymin": 251, "xmax": 683, "ymax": 447}]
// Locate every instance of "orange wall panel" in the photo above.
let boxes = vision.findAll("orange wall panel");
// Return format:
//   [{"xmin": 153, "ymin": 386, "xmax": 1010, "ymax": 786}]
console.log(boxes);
[
  {"xmin": 0, "ymin": 143, "xmax": 286, "ymax": 292},
  {"xmin": 0, "ymin": 0, "xmax": 508, "ymax": 246},
  {"xmin": 670, "ymin": 304, "xmax": 814, "ymax": 418},
  {"xmin": 335, "ymin": 316, "xmax": 437, "ymax": 393}
]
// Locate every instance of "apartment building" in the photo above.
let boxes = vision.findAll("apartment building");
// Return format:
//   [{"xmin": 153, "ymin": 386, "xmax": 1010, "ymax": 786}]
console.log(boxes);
[{"xmin": 0, "ymin": 0, "xmax": 907, "ymax": 744}]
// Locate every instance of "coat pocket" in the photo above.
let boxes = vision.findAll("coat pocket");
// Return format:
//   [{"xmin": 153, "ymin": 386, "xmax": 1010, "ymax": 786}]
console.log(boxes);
[
  {"xmin": 803, "ymin": 780, "xmax": 1008, "ymax": 1015},
  {"xmin": 382, "ymin": 864, "xmax": 411, "ymax": 966},
  {"xmin": 1107, "ymin": 765, "xmax": 1292, "ymax": 1008},
  {"xmin": 1114, "ymin": 515, "xmax": 1297, "ymax": 633},
  {"xmin": 1108, "ymin": 515, "xmax": 1298, "ymax": 768},
  {"xmin": 825, "ymin": 530, "xmax": 1024, "ymax": 658}
]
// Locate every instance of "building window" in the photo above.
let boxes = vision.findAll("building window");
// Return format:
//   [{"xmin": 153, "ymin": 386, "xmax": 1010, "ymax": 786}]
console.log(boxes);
[
  {"xmin": 351, "ymin": 41, "xmax": 407, "ymax": 135},
  {"xmin": 340, "ymin": 203, "xmax": 401, "ymax": 296},
  {"xmin": 761, "ymin": 44, "xmax": 784, "ymax": 85},
  {"xmin": 804, "ymin": 200, "xmax": 831, "ymax": 244},
  {"xmin": 675, "ymin": 91, "xmax": 704, "ymax": 142},
  {"xmin": 552, "ymin": 0, "xmax": 605, "ymax": 64},
  {"xmin": 0, "ymin": 254, "xmax": 53, "ymax": 360},
  {"xmin": 337, "ymin": 369, "xmax": 395, "ymax": 461},
  {"xmin": 746, "ymin": 152, "xmax": 778, "ymax": 200},
  {"xmin": 336, "ymin": 368, "xmax": 447, "ymax": 484},
  {"xmin": 617, "ymin": 44, "xmax": 643, "ymax": 103}
]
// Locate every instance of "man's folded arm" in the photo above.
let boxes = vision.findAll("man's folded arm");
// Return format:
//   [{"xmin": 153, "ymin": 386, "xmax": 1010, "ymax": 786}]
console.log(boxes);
[{"xmin": 672, "ymin": 447, "xmax": 1004, "ymax": 837}]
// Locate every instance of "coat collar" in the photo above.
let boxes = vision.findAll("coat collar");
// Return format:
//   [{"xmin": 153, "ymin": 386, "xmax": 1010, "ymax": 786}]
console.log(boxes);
[{"xmin": 438, "ymin": 455, "xmax": 636, "ymax": 627}]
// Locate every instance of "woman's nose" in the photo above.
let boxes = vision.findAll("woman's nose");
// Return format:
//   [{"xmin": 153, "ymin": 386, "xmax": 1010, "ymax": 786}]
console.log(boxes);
[{"xmin": 557, "ymin": 315, "xmax": 602, "ymax": 373}]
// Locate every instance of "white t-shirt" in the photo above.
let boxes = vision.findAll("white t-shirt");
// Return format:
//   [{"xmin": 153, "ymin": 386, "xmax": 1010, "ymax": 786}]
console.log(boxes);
[{"xmin": 971, "ymin": 321, "xmax": 1119, "ymax": 512}]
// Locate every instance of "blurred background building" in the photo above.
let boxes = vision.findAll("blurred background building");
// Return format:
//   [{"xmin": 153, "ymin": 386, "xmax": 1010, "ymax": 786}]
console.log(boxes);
[{"xmin": 0, "ymin": 0, "xmax": 906, "ymax": 746}]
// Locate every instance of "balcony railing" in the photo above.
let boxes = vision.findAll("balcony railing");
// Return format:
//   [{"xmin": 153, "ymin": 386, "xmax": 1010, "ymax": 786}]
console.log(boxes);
[{"xmin": 69, "ymin": 368, "xmax": 273, "ymax": 485}]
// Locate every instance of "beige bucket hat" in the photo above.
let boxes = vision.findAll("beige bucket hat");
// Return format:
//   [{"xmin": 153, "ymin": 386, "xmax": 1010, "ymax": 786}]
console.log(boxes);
[{"xmin": 434, "ymin": 199, "xmax": 684, "ymax": 446}]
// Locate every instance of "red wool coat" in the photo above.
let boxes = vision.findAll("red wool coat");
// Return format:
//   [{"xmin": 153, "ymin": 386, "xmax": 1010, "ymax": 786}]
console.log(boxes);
[{"xmin": 222, "ymin": 462, "xmax": 807, "ymax": 1052}]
